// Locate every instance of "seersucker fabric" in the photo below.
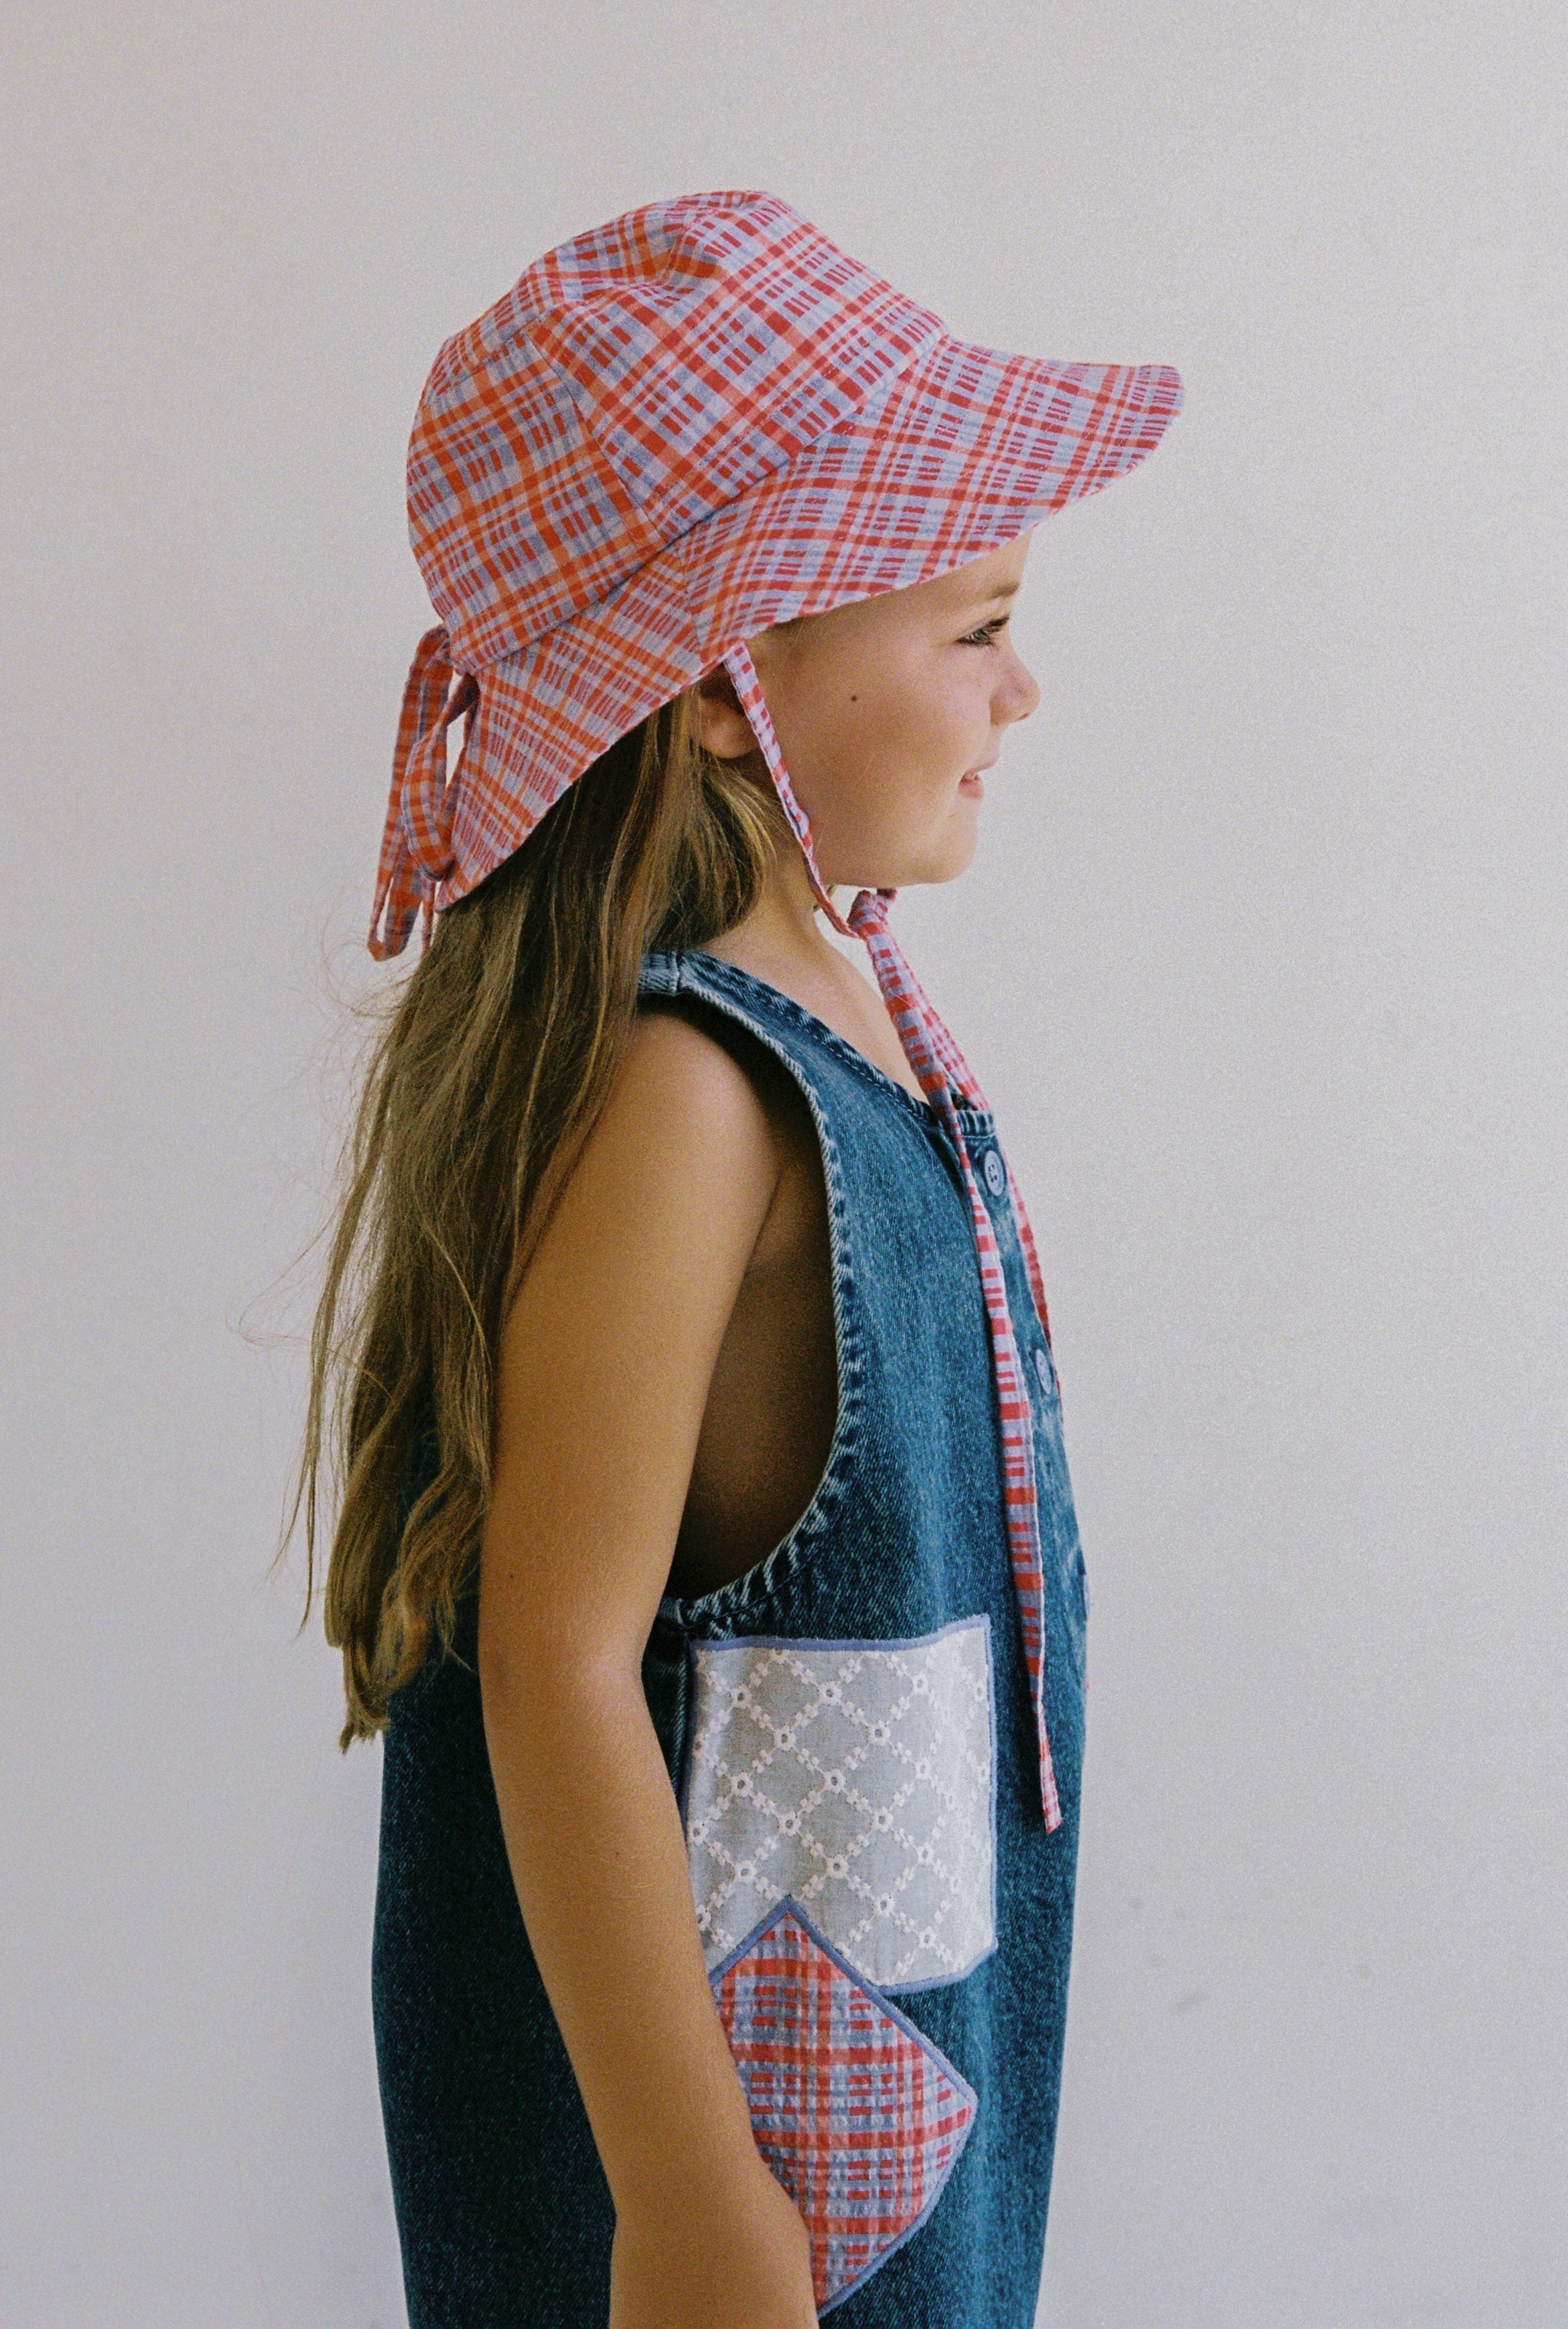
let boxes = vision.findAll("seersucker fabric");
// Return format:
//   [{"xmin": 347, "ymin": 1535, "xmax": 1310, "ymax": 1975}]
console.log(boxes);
[{"xmin": 367, "ymin": 189, "xmax": 1182, "ymax": 959}]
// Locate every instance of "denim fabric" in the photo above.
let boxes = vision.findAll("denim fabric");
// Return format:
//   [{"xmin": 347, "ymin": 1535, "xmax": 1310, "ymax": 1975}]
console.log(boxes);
[{"xmin": 374, "ymin": 949, "xmax": 1088, "ymax": 2327}]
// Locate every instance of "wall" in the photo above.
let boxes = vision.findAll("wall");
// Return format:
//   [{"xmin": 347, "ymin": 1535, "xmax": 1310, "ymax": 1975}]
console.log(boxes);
[{"xmin": 6, "ymin": 5, "xmax": 1564, "ymax": 2322}]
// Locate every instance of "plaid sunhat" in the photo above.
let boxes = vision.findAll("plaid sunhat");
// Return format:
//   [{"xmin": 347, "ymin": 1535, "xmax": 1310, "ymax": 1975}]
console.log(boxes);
[
  {"xmin": 368, "ymin": 188, "xmax": 1184, "ymax": 1827},
  {"xmin": 368, "ymin": 187, "xmax": 1182, "ymax": 960}
]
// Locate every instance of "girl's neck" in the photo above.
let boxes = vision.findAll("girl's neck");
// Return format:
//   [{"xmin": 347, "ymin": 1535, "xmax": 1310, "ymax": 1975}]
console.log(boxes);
[
  {"xmin": 697, "ymin": 840, "xmax": 927, "ymax": 1106},
  {"xmin": 702, "ymin": 833, "xmax": 841, "ymax": 988}
]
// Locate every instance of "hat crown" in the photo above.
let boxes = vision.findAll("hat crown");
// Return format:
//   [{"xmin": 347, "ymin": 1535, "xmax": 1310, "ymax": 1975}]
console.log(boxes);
[{"xmin": 407, "ymin": 192, "xmax": 943, "ymax": 668}]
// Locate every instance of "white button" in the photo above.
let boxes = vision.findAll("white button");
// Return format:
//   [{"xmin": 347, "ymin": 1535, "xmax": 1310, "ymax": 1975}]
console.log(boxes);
[
  {"xmin": 982, "ymin": 1149, "xmax": 1005, "ymax": 1197},
  {"xmin": 1034, "ymin": 1347, "xmax": 1054, "ymax": 1393}
]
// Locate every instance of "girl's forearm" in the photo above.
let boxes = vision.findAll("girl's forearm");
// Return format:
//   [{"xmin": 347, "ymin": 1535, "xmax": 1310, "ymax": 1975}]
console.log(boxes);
[{"xmin": 479, "ymin": 1631, "xmax": 763, "ymax": 2216}]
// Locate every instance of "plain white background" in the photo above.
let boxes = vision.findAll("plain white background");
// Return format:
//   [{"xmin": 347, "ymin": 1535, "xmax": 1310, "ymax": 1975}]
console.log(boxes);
[{"xmin": 5, "ymin": 5, "xmax": 1565, "ymax": 2324}]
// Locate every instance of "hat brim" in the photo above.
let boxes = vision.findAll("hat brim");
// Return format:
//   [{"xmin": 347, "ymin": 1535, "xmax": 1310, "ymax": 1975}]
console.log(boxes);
[{"xmin": 440, "ymin": 332, "xmax": 1182, "ymax": 908}]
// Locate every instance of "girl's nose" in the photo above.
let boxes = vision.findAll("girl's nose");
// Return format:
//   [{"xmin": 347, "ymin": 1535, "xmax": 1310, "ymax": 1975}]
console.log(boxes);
[{"xmin": 998, "ymin": 648, "xmax": 1041, "ymax": 726}]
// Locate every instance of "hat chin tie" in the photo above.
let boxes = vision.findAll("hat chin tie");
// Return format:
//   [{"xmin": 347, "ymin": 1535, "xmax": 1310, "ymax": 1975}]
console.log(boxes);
[
  {"xmin": 364, "ymin": 623, "xmax": 1067, "ymax": 1828},
  {"xmin": 368, "ymin": 626, "xmax": 479, "ymax": 961},
  {"xmin": 720, "ymin": 640, "xmax": 1064, "ymax": 1832}
]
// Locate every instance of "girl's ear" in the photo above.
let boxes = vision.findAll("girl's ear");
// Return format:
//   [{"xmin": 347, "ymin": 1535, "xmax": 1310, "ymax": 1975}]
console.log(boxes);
[{"xmin": 692, "ymin": 664, "xmax": 759, "ymax": 761}]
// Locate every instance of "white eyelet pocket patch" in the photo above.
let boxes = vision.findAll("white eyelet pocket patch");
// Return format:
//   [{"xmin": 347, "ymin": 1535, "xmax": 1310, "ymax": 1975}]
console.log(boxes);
[{"xmin": 682, "ymin": 1618, "xmax": 995, "ymax": 1991}]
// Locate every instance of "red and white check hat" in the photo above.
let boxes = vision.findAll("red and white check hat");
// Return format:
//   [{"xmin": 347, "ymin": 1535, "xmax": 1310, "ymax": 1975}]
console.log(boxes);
[
  {"xmin": 369, "ymin": 189, "xmax": 1183, "ymax": 1829},
  {"xmin": 369, "ymin": 187, "xmax": 1182, "ymax": 961}
]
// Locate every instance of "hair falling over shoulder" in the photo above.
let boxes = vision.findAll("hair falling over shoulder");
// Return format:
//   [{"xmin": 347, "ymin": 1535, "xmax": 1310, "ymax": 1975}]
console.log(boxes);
[{"xmin": 292, "ymin": 692, "xmax": 786, "ymax": 1748}]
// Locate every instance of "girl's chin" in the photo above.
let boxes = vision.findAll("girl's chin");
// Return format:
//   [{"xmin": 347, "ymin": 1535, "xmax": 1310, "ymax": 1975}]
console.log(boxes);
[
  {"xmin": 821, "ymin": 802, "xmax": 982, "ymax": 892},
  {"xmin": 910, "ymin": 820, "xmax": 982, "ymax": 887}
]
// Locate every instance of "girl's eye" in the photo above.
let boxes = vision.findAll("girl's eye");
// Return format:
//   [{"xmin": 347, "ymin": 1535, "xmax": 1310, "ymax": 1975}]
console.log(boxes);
[{"xmin": 959, "ymin": 615, "xmax": 1011, "ymax": 648}]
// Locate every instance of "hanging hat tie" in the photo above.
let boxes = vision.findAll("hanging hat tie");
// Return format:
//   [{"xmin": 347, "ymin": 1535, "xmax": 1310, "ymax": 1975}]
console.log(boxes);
[
  {"xmin": 721, "ymin": 641, "xmax": 1063, "ymax": 1831},
  {"xmin": 368, "ymin": 626, "xmax": 479, "ymax": 962}
]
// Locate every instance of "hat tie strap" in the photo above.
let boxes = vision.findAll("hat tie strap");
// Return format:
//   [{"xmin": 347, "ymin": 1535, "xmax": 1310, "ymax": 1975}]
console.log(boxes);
[
  {"xmin": 847, "ymin": 890, "xmax": 1062, "ymax": 1832},
  {"xmin": 720, "ymin": 639, "xmax": 1053, "ymax": 1341},
  {"xmin": 721, "ymin": 641, "xmax": 1062, "ymax": 1831},
  {"xmin": 368, "ymin": 626, "xmax": 479, "ymax": 962}
]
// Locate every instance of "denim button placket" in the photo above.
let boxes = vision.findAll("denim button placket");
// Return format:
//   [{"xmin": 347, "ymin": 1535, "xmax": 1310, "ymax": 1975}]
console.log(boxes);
[{"xmin": 982, "ymin": 1149, "xmax": 1005, "ymax": 1197}]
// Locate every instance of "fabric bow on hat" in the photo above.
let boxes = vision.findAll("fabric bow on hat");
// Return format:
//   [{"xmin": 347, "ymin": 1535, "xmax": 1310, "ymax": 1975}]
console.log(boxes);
[{"xmin": 371, "ymin": 626, "xmax": 479, "ymax": 960}]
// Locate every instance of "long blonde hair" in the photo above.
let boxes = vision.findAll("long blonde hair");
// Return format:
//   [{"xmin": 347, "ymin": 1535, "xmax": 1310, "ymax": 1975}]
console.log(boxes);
[{"xmin": 294, "ymin": 688, "xmax": 786, "ymax": 1746}]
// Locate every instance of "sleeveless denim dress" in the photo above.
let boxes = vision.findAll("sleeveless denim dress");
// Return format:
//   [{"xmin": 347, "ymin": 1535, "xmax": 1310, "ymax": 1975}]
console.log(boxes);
[{"xmin": 373, "ymin": 949, "xmax": 1089, "ymax": 2326}]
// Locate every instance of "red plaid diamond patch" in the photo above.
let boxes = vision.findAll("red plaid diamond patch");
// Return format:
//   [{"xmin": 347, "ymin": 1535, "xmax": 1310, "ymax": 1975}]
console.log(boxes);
[{"xmin": 713, "ymin": 1897, "xmax": 978, "ymax": 2314}]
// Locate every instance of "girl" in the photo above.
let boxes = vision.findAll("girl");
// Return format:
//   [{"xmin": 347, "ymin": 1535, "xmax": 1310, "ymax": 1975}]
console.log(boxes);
[{"xmin": 301, "ymin": 191, "xmax": 1181, "ymax": 2327}]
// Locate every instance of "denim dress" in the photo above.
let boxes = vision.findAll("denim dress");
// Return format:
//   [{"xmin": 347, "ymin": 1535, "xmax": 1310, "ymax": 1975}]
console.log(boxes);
[{"xmin": 373, "ymin": 949, "xmax": 1089, "ymax": 2327}]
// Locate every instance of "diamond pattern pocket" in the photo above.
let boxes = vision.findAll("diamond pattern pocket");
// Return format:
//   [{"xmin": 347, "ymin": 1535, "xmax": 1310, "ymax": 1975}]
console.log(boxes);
[
  {"xmin": 713, "ymin": 1897, "xmax": 978, "ymax": 2315},
  {"xmin": 684, "ymin": 1621, "xmax": 995, "ymax": 1991}
]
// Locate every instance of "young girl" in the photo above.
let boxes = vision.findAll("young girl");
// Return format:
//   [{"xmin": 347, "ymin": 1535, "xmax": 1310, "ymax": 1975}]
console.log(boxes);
[{"xmin": 302, "ymin": 191, "xmax": 1181, "ymax": 2327}]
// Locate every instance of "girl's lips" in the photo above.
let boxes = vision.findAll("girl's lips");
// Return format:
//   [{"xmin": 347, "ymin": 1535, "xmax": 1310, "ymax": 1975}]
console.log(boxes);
[{"xmin": 959, "ymin": 769, "xmax": 988, "ymax": 799}]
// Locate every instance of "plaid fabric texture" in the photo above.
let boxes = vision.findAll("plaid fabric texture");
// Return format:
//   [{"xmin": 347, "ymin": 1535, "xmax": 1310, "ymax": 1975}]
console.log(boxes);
[
  {"xmin": 713, "ymin": 1899, "xmax": 978, "ymax": 2315},
  {"xmin": 368, "ymin": 186, "xmax": 1181, "ymax": 1823},
  {"xmin": 368, "ymin": 188, "xmax": 1182, "ymax": 956},
  {"xmin": 724, "ymin": 635, "xmax": 1063, "ymax": 1826},
  {"xmin": 848, "ymin": 895, "xmax": 1063, "ymax": 1831}
]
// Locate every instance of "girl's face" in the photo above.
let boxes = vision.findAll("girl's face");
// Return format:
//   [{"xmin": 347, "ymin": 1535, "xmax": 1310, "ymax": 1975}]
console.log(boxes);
[{"xmin": 739, "ymin": 531, "xmax": 1040, "ymax": 890}]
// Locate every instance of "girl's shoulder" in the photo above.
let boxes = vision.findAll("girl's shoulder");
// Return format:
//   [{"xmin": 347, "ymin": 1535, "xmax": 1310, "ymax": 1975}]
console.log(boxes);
[
  {"xmin": 573, "ymin": 997, "xmax": 826, "ymax": 1290},
  {"xmin": 539, "ymin": 999, "xmax": 798, "ymax": 1279},
  {"xmin": 624, "ymin": 989, "xmax": 815, "ymax": 1179}
]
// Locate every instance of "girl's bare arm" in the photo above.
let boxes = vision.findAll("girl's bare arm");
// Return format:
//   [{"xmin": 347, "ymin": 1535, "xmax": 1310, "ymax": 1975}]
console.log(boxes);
[{"xmin": 477, "ymin": 1009, "xmax": 817, "ymax": 2328}]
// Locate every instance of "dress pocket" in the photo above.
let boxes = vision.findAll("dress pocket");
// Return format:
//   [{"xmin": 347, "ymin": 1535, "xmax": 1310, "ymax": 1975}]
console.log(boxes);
[
  {"xmin": 713, "ymin": 1896, "xmax": 978, "ymax": 2316},
  {"xmin": 681, "ymin": 1619, "xmax": 996, "ymax": 1992}
]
